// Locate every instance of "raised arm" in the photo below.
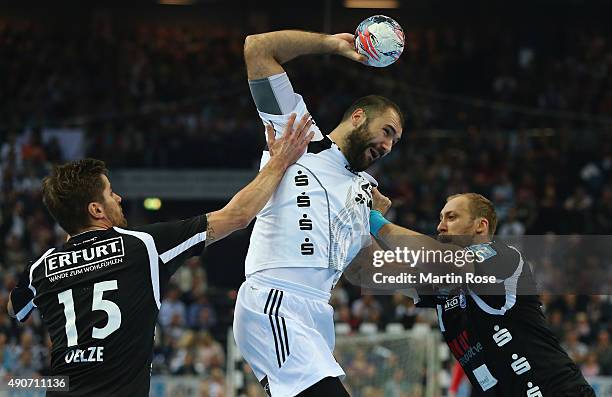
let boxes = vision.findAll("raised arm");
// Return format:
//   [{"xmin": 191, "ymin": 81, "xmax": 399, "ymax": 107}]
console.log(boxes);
[
  {"xmin": 204, "ymin": 114, "xmax": 314, "ymax": 246},
  {"xmin": 243, "ymin": 30, "xmax": 366, "ymax": 80}
]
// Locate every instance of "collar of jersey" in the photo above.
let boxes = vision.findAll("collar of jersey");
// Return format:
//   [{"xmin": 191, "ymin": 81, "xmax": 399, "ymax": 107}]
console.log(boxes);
[
  {"xmin": 327, "ymin": 136, "xmax": 362, "ymax": 177},
  {"xmin": 67, "ymin": 228, "xmax": 107, "ymax": 244}
]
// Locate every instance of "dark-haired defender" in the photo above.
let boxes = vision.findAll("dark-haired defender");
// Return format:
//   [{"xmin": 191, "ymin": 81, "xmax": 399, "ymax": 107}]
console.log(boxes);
[
  {"xmin": 7, "ymin": 117, "xmax": 314, "ymax": 397},
  {"xmin": 233, "ymin": 30, "xmax": 403, "ymax": 396}
]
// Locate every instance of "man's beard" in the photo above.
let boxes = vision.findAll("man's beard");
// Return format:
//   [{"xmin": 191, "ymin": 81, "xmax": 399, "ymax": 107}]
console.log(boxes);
[
  {"xmin": 437, "ymin": 234, "xmax": 475, "ymax": 247},
  {"xmin": 344, "ymin": 121, "xmax": 375, "ymax": 172},
  {"xmin": 107, "ymin": 205, "xmax": 128, "ymax": 228},
  {"xmin": 116, "ymin": 214, "xmax": 128, "ymax": 228},
  {"xmin": 114, "ymin": 211, "xmax": 128, "ymax": 228}
]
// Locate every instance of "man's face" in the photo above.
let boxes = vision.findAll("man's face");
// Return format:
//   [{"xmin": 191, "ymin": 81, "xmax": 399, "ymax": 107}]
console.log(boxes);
[
  {"xmin": 437, "ymin": 196, "xmax": 480, "ymax": 246},
  {"xmin": 345, "ymin": 108, "xmax": 402, "ymax": 172},
  {"xmin": 100, "ymin": 175, "xmax": 127, "ymax": 228}
]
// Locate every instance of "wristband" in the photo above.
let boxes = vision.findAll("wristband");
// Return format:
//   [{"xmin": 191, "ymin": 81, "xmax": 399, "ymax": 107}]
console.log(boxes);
[{"xmin": 370, "ymin": 210, "xmax": 391, "ymax": 237}]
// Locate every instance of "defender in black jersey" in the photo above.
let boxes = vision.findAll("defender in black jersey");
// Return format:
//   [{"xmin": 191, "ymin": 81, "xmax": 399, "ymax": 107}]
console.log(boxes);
[
  {"xmin": 369, "ymin": 192, "xmax": 594, "ymax": 397},
  {"xmin": 7, "ymin": 116, "xmax": 314, "ymax": 396}
]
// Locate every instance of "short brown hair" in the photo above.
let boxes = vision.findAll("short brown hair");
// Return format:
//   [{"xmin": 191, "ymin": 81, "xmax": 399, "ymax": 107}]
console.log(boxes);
[
  {"xmin": 342, "ymin": 95, "xmax": 404, "ymax": 126},
  {"xmin": 447, "ymin": 193, "xmax": 498, "ymax": 236},
  {"xmin": 42, "ymin": 158, "xmax": 108, "ymax": 234}
]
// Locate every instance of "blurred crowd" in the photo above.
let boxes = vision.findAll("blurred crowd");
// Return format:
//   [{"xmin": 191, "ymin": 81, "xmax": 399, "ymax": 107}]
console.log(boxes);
[
  {"xmin": 0, "ymin": 11, "xmax": 611, "ymax": 397},
  {"xmin": 1, "ymin": 17, "xmax": 611, "ymax": 167}
]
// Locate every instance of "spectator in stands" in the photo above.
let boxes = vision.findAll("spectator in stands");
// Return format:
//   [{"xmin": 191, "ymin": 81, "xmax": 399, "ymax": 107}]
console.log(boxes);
[
  {"xmin": 12, "ymin": 350, "xmax": 39, "ymax": 378},
  {"xmin": 346, "ymin": 350, "xmax": 376, "ymax": 392},
  {"xmin": 387, "ymin": 293, "xmax": 420, "ymax": 330},
  {"xmin": 207, "ymin": 367, "xmax": 226, "ymax": 397},
  {"xmin": 564, "ymin": 187, "xmax": 594, "ymax": 232},
  {"xmin": 195, "ymin": 332, "xmax": 224, "ymax": 370},
  {"xmin": 563, "ymin": 329, "xmax": 589, "ymax": 364},
  {"xmin": 159, "ymin": 285, "xmax": 187, "ymax": 328},
  {"xmin": 170, "ymin": 331, "xmax": 202, "ymax": 375},
  {"xmin": 596, "ymin": 330, "xmax": 612, "ymax": 375},
  {"xmin": 352, "ymin": 294, "xmax": 383, "ymax": 325},
  {"xmin": 497, "ymin": 207, "xmax": 526, "ymax": 236},
  {"xmin": 188, "ymin": 292, "xmax": 217, "ymax": 331},
  {"xmin": 582, "ymin": 352, "xmax": 601, "ymax": 377},
  {"xmin": 175, "ymin": 256, "xmax": 207, "ymax": 297},
  {"xmin": 384, "ymin": 368, "xmax": 409, "ymax": 397}
]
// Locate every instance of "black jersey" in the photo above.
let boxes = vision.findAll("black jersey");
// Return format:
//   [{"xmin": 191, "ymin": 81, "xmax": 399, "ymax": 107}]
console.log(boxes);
[
  {"xmin": 416, "ymin": 241, "xmax": 592, "ymax": 396},
  {"xmin": 9, "ymin": 215, "xmax": 207, "ymax": 396}
]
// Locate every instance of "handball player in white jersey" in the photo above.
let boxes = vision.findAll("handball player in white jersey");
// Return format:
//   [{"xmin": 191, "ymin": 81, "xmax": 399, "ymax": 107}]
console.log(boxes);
[{"xmin": 233, "ymin": 30, "xmax": 404, "ymax": 396}]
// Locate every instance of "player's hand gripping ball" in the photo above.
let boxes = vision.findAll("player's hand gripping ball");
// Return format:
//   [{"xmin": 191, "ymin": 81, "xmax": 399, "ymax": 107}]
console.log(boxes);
[{"xmin": 355, "ymin": 15, "xmax": 404, "ymax": 67}]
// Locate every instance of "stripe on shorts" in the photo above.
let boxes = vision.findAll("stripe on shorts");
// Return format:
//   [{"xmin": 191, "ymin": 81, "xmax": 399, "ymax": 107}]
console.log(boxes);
[{"xmin": 264, "ymin": 289, "xmax": 290, "ymax": 367}]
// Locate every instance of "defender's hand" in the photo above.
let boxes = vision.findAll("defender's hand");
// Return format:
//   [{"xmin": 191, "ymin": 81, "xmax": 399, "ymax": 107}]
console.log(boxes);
[
  {"xmin": 372, "ymin": 188, "xmax": 392, "ymax": 215},
  {"xmin": 267, "ymin": 113, "xmax": 315, "ymax": 169},
  {"xmin": 327, "ymin": 33, "xmax": 368, "ymax": 64}
]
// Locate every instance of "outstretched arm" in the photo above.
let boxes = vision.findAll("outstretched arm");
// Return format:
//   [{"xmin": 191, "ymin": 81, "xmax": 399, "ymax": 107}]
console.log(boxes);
[
  {"xmin": 205, "ymin": 114, "xmax": 314, "ymax": 246},
  {"xmin": 244, "ymin": 30, "xmax": 366, "ymax": 80},
  {"xmin": 370, "ymin": 188, "xmax": 475, "ymax": 275}
]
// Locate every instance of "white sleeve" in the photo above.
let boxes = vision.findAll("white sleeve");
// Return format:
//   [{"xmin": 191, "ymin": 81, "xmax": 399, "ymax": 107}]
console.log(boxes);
[{"xmin": 249, "ymin": 73, "xmax": 324, "ymax": 142}]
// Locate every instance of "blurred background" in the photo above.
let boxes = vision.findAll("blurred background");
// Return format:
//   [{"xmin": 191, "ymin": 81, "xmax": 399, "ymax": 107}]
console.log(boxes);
[{"xmin": 0, "ymin": 0, "xmax": 611, "ymax": 396}]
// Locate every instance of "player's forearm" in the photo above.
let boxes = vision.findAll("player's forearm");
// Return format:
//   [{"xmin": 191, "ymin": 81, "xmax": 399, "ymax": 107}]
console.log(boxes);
[
  {"xmin": 230, "ymin": 156, "xmax": 287, "ymax": 223},
  {"xmin": 378, "ymin": 223, "xmax": 434, "ymax": 250},
  {"xmin": 376, "ymin": 223, "xmax": 474, "ymax": 274},
  {"xmin": 205, "ymin": 157, "xmax": 287, "ymax": 246},
  {"xmin": 244, "ymin": 30, "xmax": 336, "ymax": 80}
]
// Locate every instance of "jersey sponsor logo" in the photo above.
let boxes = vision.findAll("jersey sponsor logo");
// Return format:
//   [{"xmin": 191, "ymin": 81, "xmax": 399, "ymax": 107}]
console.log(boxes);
[
  {"xmin": 296, "ymin": 192, "xmax": 310, "ymax": 207},
  {"xmin": 492, "ymin": 325, "xmax": 513, "ymax": 347},
  {"xmin": 444, "ymin": 296, "xmax": 460, "ymax": 311},
  {"xmin": 359, "ymin": 182, "xmax": 373, "ymax": 208},
  {"xmin": 526, "ymin": 382, "xmax": 543, "ymax": 397},
  {"xmin": 45, "ymin": 237, "xmax": 125, "ymax": 278},
  {"xmin": 458, "ymin": 342, "xmax": 483, "ymax": 367},
  {"xmin": 445, "ymin": 291, "xmax": 467, "ymax": 311},
  {"xmin": 511, "ymin": 353, "xmax": 531, "ymax": 375},
  {"xmin": 301, "ymin": 238, "xmax": 314, "ymax": 255},
  {"xmin": 294, "ymin": 171, "xmax": 309, "ymax": 186},
  {"xmin": 299, "ymin": 215, "xmax": 313, "ymax": 230},
  {"xmin": 448, "ymin": 330, "xmax": 484, "ymax": 367},
  {"xmin": 467, "ymin": 243, "xmax": 497, "ymax": 261}
]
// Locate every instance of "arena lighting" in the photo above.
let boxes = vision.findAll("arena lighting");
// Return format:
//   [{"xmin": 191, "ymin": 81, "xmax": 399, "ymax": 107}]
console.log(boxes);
[
  {"xmin": 344, "ymin": 0, "xmax": 399, "ymax": 8},
  {"xmin": 157, "ymin": 0, "xmax": 195, "ymax": 5},
  {"xmin": 143, "ymin": 197, "xmax": 162, "ymax": 211}
]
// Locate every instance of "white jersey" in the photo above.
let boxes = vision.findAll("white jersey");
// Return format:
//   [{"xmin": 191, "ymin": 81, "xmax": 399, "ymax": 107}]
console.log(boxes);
[{"xmin": 245, "ymin": 93, "xmax": 374, "ymax": 287}]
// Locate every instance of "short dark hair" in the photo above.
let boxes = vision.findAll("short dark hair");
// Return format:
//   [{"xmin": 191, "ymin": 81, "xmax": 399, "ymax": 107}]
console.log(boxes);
[
  {"xmin": 341, "ymin": 95, "xmax": 404, "ymax": 126},
  {"xmin": 42, "ymin": 158, "xmax": 108, "ymax": 234}
]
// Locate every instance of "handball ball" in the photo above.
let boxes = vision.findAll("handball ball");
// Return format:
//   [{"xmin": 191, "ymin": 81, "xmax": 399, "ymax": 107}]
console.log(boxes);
[{"xmin": 355, "ymin": 15, "xmax": 404, "ymax": 67}]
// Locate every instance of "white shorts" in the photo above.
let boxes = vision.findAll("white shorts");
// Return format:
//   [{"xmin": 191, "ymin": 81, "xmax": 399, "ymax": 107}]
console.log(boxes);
[{"xmin": 233, "ymin": 272, "xmax": 345, "ymax": 397}]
